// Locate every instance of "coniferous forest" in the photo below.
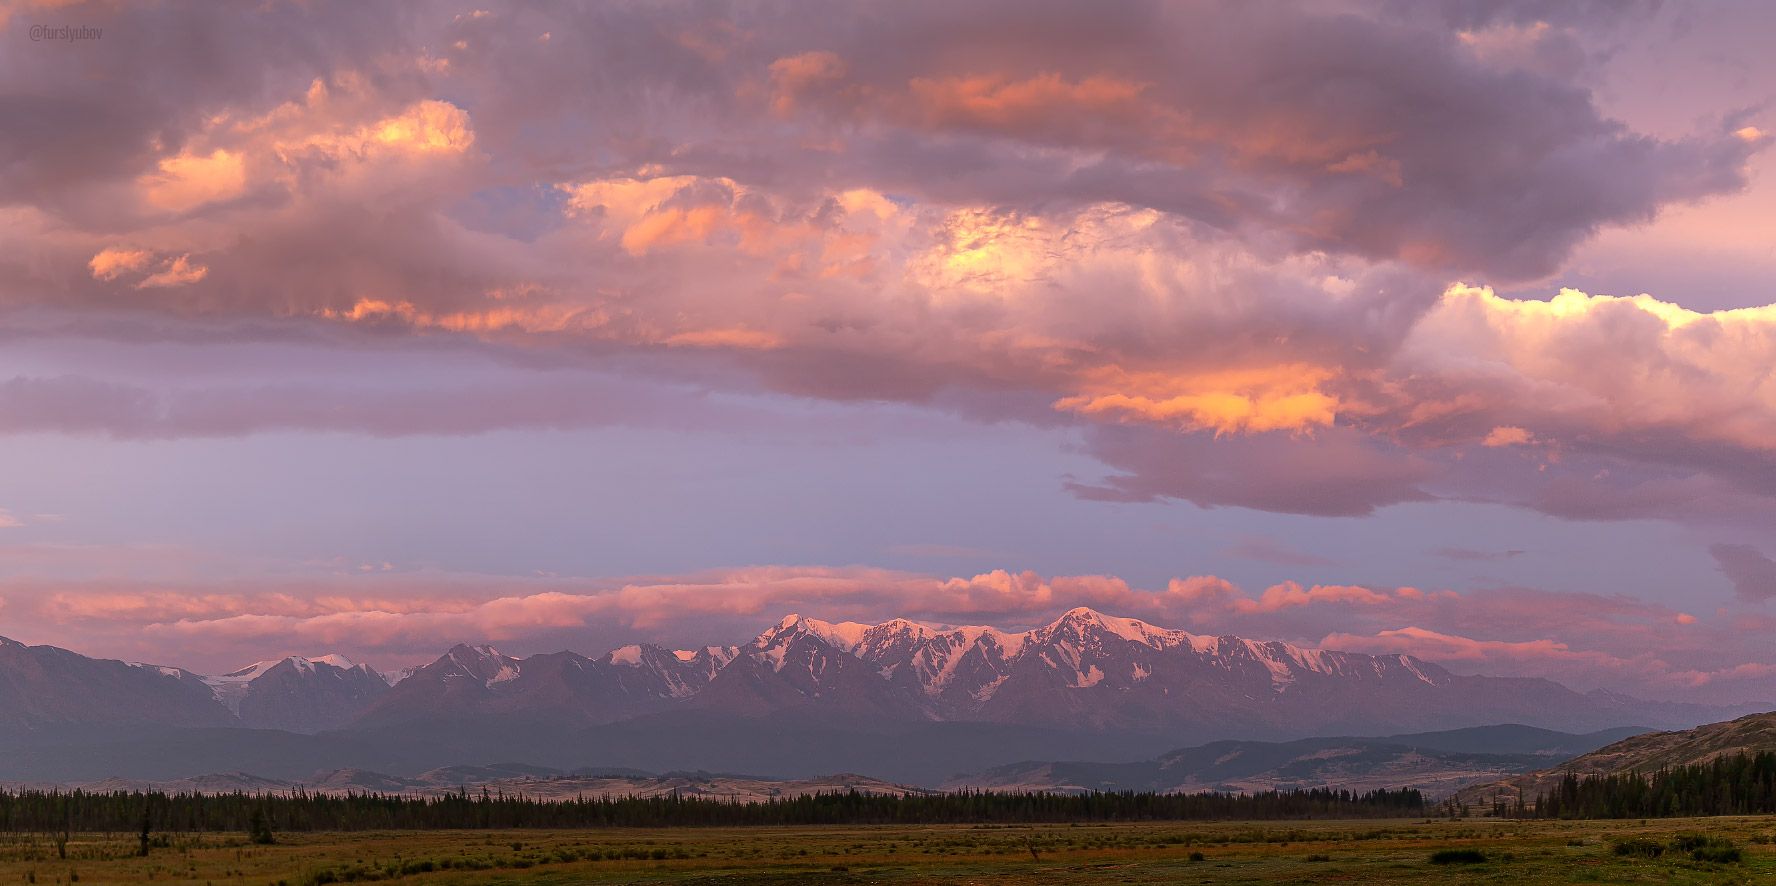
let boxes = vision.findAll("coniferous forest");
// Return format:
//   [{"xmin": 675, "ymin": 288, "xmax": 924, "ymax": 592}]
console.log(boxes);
[
  {"xmin": 0, "ymin": 787, "xmax": 1425, "ymax": 833},
  {"xmin": 1535, "ymin": 751, "xmax": 1776, "ymax": 818}
]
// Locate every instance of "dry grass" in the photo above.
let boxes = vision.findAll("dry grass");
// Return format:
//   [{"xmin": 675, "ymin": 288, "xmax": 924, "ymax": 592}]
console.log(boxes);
[{"xmin": 2, "ymin": 816, "xmax": 1773, "ymax": 884}]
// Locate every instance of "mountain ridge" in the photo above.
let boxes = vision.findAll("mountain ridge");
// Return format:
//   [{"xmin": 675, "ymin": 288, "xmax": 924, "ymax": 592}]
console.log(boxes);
[
  {"xmin": 0, "ymin": 610, "xmax": 1766, "ymax": 783},
  {"xmin": 1455, "ymin": 710, "xmax": 1776, "ymax": 807},
  {"xmin": 945, "ymin": 724, "xmax": 1654, "ymax": 801}
]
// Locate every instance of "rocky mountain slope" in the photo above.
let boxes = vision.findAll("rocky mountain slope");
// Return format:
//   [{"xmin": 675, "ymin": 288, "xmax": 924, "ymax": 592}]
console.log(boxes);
[
  {"xmin": 0, "ymin": 636, "xmax": 234, "ymax": 735},
  {"xmin": 205, "ymin": 656, "xmax": 390, "ymax": 732},
  {"xmin": 1456, "ymin": 710, "xmax": 1776, "ymax": 807}
]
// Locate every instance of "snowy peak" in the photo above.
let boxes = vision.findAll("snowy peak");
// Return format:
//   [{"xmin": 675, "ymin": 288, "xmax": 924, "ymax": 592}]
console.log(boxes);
[
  {"xmin": 206, "ymin": 654, "xmax": 373, "ymax": 686},
  {"xmin": 597, "ymin": 643, "xmax": 728, "ymax": 698},
  {"xmin": 605, "ymin": 644, "xmax": 649, "ymax": 666},
  {"xmin": 1038, "ymin": 607, "xmax": 1193, "ymax": 650},
  {"xmin": 353, "ymin": 608, "xmax": 1457, "ymax": 733},
  {"xmin": 191, "ymin": 654, "xmax": 389, "ymax": 731},
  {"xmin": 672, "ymin": 645, "xmax": 737, "ymax": 664},
  {"xmin": 750, "ymin": 614, "xmax": 874, "ymax": 654},
  {"xmin": 132, "ymin": 662, "xmax": 200, "ymax": 680},
  {"xmin": 440, "ymin": 643, "xmax": 521, "ymax": 686}
]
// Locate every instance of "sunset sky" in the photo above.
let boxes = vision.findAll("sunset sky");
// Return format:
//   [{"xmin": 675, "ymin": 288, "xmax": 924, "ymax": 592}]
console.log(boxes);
[{"xmin": 3, "ymin": 0, "xmax": 1775, "ymax": 704}]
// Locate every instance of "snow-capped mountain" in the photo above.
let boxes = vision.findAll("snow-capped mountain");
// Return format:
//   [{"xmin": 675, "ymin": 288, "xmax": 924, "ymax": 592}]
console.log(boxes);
[
  {"xmin": 740, "ymin": 608, "xmax": 1460, "ymax": 731},
  {"xmin": 202, "ymin": 655, "xmax": 390, "ymax": 733},
  {"xmin": 354, "ymin": 641, "xmax": 741, "ymax": 729},
  {"xmin": 344, "ymin": 607, "xmax": 1752, "ymax": 738},
  {"xmin": 2, "ymin": 610, "xmax": 1761, "ymax": 759},
  {"xmin": 689, "ymin": 616, "xmax": 928, "ymax": 721}
]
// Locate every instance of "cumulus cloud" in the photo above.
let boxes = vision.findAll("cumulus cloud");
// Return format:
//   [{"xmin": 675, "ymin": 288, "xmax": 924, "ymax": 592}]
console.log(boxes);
[
  {"xmin": 140, "ymin": 149, "xmax": 248, "ymax": 212},
  {"xmin": 87, "ymin": 247, "xmax": 154, "ymax": 281},
  {"xmin": 135, "ymin": 255, "xmax": 210, "ymax": 288},
  {"xmin": 0, "ymin": 1, "xmax": 1771, "ymax": 531},
  {"xmin": 748, "ymin": 1, "xmax": 1754, "ymax": 278},
  {"xmin": 1387, "ymin": 286, "xmax": 1776, "ymax": 455}
]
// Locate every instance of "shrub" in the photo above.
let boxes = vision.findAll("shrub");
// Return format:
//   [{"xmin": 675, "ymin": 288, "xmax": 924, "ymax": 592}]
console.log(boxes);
[
  {"xmin": 1187, "ymin": 851, "xmax": 1206, "ymax": 862},
  {"xmin": 1669, "ymin": 834, "xmax": 1713, "ymax": 852},
  {"xmin": 1304, "ymin": 853, "xmax": 1331, "ymax": 862},
  {"xmin": 1692, "ymin": 845, "xmax": 1742, "ymax": 863},
  {"xmin": 1611, "ymin": 838, "xmax": 1664, "ymax": 858},
  {"xmin": 1672, "ymin": 835, "xmax": 1742, "ymax": 864},
  {"xmin": 1429, "ymin": 849, "xmax": 1488, "ymax": 864}
]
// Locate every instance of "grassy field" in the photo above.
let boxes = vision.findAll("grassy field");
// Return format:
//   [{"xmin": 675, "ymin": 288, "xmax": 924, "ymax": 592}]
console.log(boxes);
[{"xmin": 3, "ymin": 817, "xmax": 1775, "ymax": 885}]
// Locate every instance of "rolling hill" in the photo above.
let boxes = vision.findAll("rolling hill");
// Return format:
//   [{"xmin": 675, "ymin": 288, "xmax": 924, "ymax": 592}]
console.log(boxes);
[{"xmin": 1456, "ymin": 710, "xmax": 1776, "ymax": 807}]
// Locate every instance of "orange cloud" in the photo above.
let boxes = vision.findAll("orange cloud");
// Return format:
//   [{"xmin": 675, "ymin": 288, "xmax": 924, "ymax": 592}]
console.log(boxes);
[
  {"xmin": 141, "ymin": 148, "xmax": 247, "ymax": 212},
  {"xmin": 320, "ymin": 297, "xmax": 600, "ymax": 334},
  {"xmin": 1482, "ymin": 425, "xmax": 1534, "ymax": 447},
  {"xmin": 767, "ymin": 51, "xmax": 848, "ymax": 115},
  {"xmin": 89, "ymin": 247, "xmax": 208, "ymax": 288},
  {"xmin": 367, "ymin": 100, "xmax": 475, "ymax": 154},
  {"xmin": 88, "ymin": 247, "xmax": 154, "ymax": 281},
  {"xmin": 1055, "ymin": 364, "xmax": 1340, "ymax": 435},
  {"xmin": 907, "ymin": 72, "xmax": 1150, "ymax": 129},
  {"xmin": 136, "ymin": 254, "xmax": 209, "ymax": 288}
]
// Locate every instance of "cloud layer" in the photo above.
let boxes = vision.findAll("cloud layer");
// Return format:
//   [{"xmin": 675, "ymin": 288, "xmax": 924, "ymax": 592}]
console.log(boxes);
[
  {"xmin": 3, "ymin": 2, "xmax": 1774, "ymax": 697},
  {"xmin": 0, "ymin": 563, "xmax": 1761, "ymax": 704},
  {"xmin": 3, "ymin": 1, "xmax": 1770, "ymax": 532}
]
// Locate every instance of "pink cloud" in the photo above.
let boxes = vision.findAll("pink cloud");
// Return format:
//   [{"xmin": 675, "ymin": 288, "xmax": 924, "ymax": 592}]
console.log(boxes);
[
  {"xmin": 1321, "ymin": 626, "xmax": 1603, "ymax": 665},
  {"xmin": 1321, "ymin": 624, "xmax": 1776, "ymax": 699},
  {"xmin": 1, "ymin": 563, "xmax": 1764, "ymax": 703},
  {"xmin": 3, "ymin": 0, "xmax": 1776, "ymax": 619}
]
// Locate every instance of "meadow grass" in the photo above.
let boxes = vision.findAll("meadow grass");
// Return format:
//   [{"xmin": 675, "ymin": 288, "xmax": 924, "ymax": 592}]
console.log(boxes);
[{"xmin": 3, "ymin": 816, "xmax": 1774, "ymax": 884}]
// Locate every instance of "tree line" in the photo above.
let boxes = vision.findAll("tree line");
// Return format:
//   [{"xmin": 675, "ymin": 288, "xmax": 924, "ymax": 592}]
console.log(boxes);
[
  {"xmin": 1535, "ymin": 750, "xmax": 1776, "ymax": 818},
  {"xmin": 0, "ymin": 786, "xmax": 1424, "ymax": 832}
]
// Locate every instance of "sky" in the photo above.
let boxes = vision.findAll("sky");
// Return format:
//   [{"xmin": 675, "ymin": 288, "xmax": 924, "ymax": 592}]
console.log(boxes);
[{"xmin": 1, "ymin": 0, "xmax": 1775, "ymax": 704}]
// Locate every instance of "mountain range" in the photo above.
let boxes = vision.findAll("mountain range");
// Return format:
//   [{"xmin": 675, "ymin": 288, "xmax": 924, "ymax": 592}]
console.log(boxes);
[
  {"xmin": 0, "ymin": 609, "xmax": 1765, "ymax": 785},
  {"xmin": 349, "ymin": 609, "xmax": 1759, "ymax": 738},
  {"xmin": 943, "ymin": 724, "xmax": 1649, "ymax": 801}
]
